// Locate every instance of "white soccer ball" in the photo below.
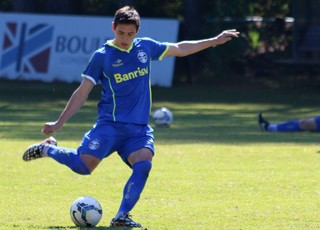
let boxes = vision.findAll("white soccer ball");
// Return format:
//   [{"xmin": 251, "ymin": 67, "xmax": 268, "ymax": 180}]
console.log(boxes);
[
  {"xmin": 152, "ymin": 107, "xmax": 173, "ymax": 127},
  {"xmin": 70, "ymin": 196, "xmax": 103, "ymax": 227}
]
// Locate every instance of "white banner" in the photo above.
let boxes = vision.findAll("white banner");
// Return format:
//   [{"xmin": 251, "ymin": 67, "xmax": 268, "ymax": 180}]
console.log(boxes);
[{"xmin": 0, "ymin": 13, "xmax": 179, "ymax": 87}]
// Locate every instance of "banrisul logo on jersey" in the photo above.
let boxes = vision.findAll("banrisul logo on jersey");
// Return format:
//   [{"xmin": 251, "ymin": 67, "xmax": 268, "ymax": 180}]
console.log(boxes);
[{"xmin": 0, "ymin": 22, "xmax": 54, "ymax": 75}]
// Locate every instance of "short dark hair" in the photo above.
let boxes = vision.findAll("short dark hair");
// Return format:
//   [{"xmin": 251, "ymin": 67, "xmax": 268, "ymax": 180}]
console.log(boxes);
[{"xmin": 114, "ymin": 6, "xmax": 140, "ymax": 31}]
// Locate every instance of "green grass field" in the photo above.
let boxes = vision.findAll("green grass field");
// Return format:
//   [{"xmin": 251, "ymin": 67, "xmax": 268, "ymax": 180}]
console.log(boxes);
[{"xmin": 1, "ymin": 80, "xmax": 320, "ymax": 229}]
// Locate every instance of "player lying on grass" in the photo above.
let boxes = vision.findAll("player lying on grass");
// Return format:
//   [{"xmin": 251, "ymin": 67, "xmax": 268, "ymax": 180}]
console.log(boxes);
[
  {"xmin": 23, "ymin": 5, "xmax": 239, "ymax": 228},
  {"xmin": 258, "ymin": 112, "xmax": 320, "ymax": 132}
]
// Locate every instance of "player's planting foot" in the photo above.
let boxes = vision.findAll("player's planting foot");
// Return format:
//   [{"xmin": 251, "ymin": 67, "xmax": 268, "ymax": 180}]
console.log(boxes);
[
  {"xmin": 110, "ymin": 213, "xmax": 142, "ymax": 228},
  {"xmin": 258, "ymin": 112, "xmax": 269, "ymax": 131},
  {"xmin": 22, "ymin": 137, "xmax": 57, "ymax": 161}
]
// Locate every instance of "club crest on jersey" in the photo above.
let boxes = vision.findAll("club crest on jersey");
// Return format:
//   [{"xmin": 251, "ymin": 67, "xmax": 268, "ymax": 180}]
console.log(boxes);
[
  {"xmin": 137, "ymin": 51, "xmax": 148, "ymax": 63},
  {"xmin": 89, "ymin": 139, "xmax": 100, "ymax": 150}
]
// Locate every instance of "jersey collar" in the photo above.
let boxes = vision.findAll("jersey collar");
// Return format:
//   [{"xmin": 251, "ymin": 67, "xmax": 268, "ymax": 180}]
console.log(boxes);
[{"xmin": 106, "ymin": 40, "xmax": 133, "ymax": 53}]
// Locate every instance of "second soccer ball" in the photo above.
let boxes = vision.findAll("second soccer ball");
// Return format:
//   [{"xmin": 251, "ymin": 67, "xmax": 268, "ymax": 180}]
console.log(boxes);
[{"xmin": 152, "ymin": 107, "xmax": 173, "ymax": 127}]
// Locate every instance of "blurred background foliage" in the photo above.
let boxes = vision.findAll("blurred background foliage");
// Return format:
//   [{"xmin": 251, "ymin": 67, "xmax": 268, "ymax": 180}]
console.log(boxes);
[{"xmin": 0, "ymin": 0, "xmax": 319, "ymax": 89}]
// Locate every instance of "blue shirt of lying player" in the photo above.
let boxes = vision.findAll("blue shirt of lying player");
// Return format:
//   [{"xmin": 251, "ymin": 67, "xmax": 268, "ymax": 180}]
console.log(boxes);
[{"xmin": 82, "ymin": 37, "xmax": 168, "ymax": 125}]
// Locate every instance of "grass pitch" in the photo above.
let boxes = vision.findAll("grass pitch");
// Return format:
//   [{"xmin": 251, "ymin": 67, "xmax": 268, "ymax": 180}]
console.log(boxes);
[{"xmin": 1, "ymin": 80, "xmax": 320, "ymax": 229}]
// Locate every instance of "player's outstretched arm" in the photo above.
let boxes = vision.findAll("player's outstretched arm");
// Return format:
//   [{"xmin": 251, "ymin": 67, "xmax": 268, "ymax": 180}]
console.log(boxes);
[
  {"xmin": 42, "ymin": 78, "xmax": 94, "ymax": 135},
  {"xmin": 164, "ymin": 29, "xmax": 239, "ymax": 58}
]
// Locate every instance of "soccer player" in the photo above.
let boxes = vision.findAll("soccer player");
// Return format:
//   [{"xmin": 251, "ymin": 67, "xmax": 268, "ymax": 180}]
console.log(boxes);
[
  {"xmin": 23, "ymin": 6, "xmax": 239, "ymax": 228},
  {"xmin": 258, "ymin": 112, "xmax": 320, "ymax": 132}
]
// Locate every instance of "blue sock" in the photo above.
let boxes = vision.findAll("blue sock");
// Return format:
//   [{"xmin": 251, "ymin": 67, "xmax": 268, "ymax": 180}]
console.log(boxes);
[
  {"xmin": 117, "ymin": 160, "xmax": 152, "ymax": 216},
  {"xmin": 276, "ymin": 121, "xmax": 302, "ymax": 132},
  {"xmin": 46, "ymin": 146, "xmax": 90, "ymax": 175}
]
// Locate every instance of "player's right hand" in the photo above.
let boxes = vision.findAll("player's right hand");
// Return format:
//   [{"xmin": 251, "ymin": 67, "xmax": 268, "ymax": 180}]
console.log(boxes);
[{"xmin": 42, "ymin": 121, "xmax": 60, "ymax": 135}]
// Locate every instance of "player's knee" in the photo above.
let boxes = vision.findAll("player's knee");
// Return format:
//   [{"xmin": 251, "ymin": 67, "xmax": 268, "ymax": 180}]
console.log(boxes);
[
  {"xmin": 133, "ymin": 160, "xmax": 152, "ymax": 177},
  {"xmin": 70, "ymin": 157, "xmax": 91, "ymax": 175}
]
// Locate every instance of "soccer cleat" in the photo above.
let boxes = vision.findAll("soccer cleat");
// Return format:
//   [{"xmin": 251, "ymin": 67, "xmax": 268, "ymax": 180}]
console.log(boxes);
[
  {"xmin": 258, "ymin": 112, "xmax": 270, "ymax": 131},
  {"xmin": 22, "ymin": 137, "xmax": 57, "ymax": 161},
  {"xmin": 110, "ymin": 213, "xmax": 142, "ymax": 228}
]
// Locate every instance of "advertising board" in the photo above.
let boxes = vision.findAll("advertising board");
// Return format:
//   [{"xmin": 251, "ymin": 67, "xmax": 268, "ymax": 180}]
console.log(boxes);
[{"xmin": 0, "ymin": 13, "xmax": 179, "ymax": 87}]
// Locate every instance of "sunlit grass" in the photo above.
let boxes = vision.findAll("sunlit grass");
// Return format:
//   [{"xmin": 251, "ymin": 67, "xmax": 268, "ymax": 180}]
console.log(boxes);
[{"xmin": 1, "ymin": 81, "xmax": 320, "ymax": 229}]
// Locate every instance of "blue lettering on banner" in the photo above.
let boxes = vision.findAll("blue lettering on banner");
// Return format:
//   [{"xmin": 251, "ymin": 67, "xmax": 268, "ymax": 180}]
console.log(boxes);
[{"xmin": 55, "ymin": 36, "xmax": 110, "ymax": 54}]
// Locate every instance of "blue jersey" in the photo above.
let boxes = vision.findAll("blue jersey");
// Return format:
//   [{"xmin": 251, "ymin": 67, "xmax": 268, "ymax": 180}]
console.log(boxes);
[{"xmin": 82, "ymin": 37, "xmax": 168, "ymax": 125}]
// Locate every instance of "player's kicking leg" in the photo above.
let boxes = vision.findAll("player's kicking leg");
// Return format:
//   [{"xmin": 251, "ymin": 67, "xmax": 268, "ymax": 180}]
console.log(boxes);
[
  {"xmin": 23, "ymin": 137, "xmax": 91, "ymax": 175},
  {"xmin": 22, "ymin": 137, "xmax": 57, "ymax": 161}
]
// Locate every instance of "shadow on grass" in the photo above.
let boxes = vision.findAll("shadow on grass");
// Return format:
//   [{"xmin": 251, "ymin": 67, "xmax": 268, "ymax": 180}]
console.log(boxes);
[
  {"xmin": 48, "ymin": 226, "xmax": 140, "ymax": 229},
  {"xmin": 1, "ymin": 80, "xmax": 320, "ymax": 144},
  {"xmin": 48, "ymin": 226, "xmax": 133, "ymax": 230}
]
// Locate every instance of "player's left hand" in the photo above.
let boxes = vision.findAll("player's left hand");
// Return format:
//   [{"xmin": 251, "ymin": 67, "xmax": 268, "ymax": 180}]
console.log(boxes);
[{"xmin": 214, "ymin": 29, "xmax": 240, "ymax": 45}]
